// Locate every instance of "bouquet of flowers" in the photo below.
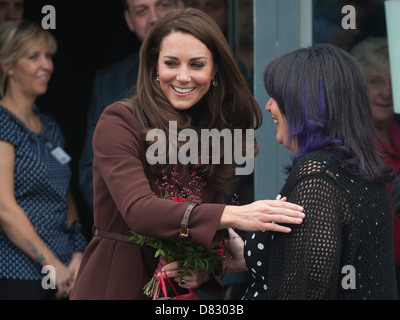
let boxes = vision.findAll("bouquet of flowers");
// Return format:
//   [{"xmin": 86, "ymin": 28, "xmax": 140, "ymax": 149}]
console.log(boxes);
[{"xmin": 129, "ymin": 168, "xmax": 225, "ymax": 299}]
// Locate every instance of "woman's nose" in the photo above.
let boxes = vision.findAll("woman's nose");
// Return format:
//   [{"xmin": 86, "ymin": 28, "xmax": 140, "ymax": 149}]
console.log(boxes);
[
  {"xmin": 176, "ymin": 68, "xmax": 191, "ymax": 82},
  {"xmin": 40, "ymin": 55, "xmax": 53, "ymax": 72},
  {"xmin": 265, "ymin": 98, "xmax": 272, "ymax": 112}
]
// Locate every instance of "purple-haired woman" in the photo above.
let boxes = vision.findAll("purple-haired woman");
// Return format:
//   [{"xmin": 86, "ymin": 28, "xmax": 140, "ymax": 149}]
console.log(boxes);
[{"xmin": 220, "ymin": 43, "xmax": 398, "ymax": 300}]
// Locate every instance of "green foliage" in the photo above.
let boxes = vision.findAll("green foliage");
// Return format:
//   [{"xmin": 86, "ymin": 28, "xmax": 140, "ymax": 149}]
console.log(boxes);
[{"xmin": 129, "ymin": 232, "xmax": 222, "ymax": 275}]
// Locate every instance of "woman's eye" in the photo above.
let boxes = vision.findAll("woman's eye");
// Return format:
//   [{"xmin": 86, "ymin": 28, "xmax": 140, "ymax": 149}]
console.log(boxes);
[
  {"xmin": 164, "ymin": 60, "xmax": 177, "ymax": 67},
  {"xmin": 369, "ymin": 78, "xmax": 385, "ymax": 86},
  {"xmin": 192, "ymin": 63, "xmax": 204, "ymax": 68}
]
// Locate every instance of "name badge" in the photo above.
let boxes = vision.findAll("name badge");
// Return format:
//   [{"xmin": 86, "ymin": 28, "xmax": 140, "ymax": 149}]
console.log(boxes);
[{"xmin": 50, "ymin": 146, "xmax": 71, "ymax": 165}]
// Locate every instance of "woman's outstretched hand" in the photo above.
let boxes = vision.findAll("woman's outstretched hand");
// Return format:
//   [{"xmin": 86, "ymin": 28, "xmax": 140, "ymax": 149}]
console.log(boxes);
[{"xmin": 220, "ymin": 197, "xmax": 304, "ymax": 233}]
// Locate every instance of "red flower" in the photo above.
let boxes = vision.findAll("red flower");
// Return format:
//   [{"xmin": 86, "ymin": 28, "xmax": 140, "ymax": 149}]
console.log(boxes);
[
  {"xmin": 173, "ymin": 197, "xmax": 186, "ymax": 203},
  {"xmin": 216, "ymin": 241, "xmax": 224, "ymax": 256}
]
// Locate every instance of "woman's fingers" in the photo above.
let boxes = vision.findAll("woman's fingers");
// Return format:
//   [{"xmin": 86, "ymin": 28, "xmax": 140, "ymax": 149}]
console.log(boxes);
[
  {"xmin": 266, "ymin": 213, "xmax": 304, "ymax": 224},
  {"xmin": 262, "ymin": 199, "xmax": 304, "ymax": 215},
  {"xmin": 159, "ymin": 261, "xmax": 196, "ymax": 282},
  {"xmin": 159, "ymin": 261, "xmax": 209, "ymax": 289},
  {"xmin": 232, "ymin": 199, "xmax": 305, "ymax": 232}
]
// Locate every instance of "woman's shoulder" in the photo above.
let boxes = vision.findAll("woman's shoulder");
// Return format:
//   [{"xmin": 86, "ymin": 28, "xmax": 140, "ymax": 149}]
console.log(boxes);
[
  {"xmin": 293, "ymin": 150, "xmax": 336, "ymax": 175},
  {"xmin": 0, "ymin": 106, "xmax": 23, "ymax": 142},
  {"xmin": 0, "ymin": 105, "xmax": 16, "ymax": 123},
  {"xmin": 93, "ymin": 101, "xmax": 144, "ymax": 150},
  {"xmin": 96, "ymin": 101, "xmax": 141, "ymax": 130},
  {"xmin": 100, "ymin": 100, "xmax": 137, "ymax": 120}
]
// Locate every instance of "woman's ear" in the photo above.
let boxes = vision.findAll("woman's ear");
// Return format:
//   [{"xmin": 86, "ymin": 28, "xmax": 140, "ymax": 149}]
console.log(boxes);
[
  {"xmin": 1, "ymin": 64, "xmax": 13, "ymax": 76},
  {"xmin": 213, "ymin": 65, "xmax": 218, "ymax": 78}
]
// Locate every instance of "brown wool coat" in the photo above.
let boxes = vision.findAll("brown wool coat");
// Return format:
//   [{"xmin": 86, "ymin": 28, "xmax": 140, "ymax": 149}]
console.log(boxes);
[{"xmin": 70, "ymin": 103, "xmax": 226, "ymax": 300}]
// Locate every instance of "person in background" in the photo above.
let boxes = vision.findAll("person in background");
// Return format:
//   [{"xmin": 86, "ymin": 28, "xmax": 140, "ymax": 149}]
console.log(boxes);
[
  {"xmin": 70, "ymin": 8, "xmax": 304, "ymax": 300},
  {"xmin": 78, "ymin": 0, "xmax": 182, "ymax": 215},
  {"xmin": 0, "ymin": 0, "xmax": 24, "ymax": 23},
  {"xmin": 351, "ymin": 37, "xmax": 400, "ymax": 297},
  {"xmin": 183, "ymin": 0, "xmax": 228, "ymax": 36},
  {"xmin": 0, "ymin": 20, "xmax": 87, "ymax": 300}
]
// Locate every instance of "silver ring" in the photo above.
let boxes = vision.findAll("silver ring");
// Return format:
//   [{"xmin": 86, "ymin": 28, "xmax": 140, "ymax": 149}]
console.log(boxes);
[{"xmin": 179, "ymin": 279, "xmax": 186, "ymax": 285}]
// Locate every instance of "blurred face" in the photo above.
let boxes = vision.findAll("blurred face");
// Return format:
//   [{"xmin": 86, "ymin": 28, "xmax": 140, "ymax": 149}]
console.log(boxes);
[
  {"xmin": 188, "ymin": 0, "xmax": 228, "ymax": 33},
  {"xmin": 265, "ymin": 97, "xmax": 294, "ymax": 152},
  {"xmin": 366, "ymin": 67, "xmax": 394, "ymax": 129},
  {"xmin": 124, "ymin": 0, "xmax": 178, "ymax": 41},
  {"xmin": 157, "ymin": 32, "xmax": 217, "ymax": 111},
  {"xmin": 0, "ymin": 0, "xmax": 24, "ymax": 23},
  {"xmin": 6, "ymin": 45, "xmax": 54, "ymax": 99}
]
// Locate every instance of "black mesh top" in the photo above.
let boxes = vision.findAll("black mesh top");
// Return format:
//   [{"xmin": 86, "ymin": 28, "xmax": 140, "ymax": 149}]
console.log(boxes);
[{"xmin": 243, "ymin": 150, "xmax": 398, "ymax": 300}]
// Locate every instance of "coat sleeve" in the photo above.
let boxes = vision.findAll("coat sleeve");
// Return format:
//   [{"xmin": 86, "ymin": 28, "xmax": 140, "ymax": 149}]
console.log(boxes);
[{"xmin": 92, "ymin": 103, "xmax": 226, "ymax": 249}]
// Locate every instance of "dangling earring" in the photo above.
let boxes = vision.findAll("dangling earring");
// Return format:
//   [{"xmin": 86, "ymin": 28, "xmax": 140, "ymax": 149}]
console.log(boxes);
[
  {"xmin": 156, "ymin": 74, "xmax": 159, "ymax": 83},
  {"xmin": 212, "ymin": 77, "xmax": 218, "ymax": 87}
]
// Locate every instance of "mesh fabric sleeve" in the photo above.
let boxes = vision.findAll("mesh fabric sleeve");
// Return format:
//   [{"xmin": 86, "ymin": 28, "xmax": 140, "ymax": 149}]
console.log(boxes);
[{"xmin": 268, "ymin": 166, "xmax": 350, "ymax": 299}]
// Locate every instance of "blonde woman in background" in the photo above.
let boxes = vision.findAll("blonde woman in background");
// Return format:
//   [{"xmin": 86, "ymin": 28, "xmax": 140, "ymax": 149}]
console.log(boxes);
[
  {"xmin": 0, "ymin": 20, "xmax": 87, "ymax": 300},
  {"xmin": 351, "ymin": 37, "xmax": 400, "ymax": 297}
]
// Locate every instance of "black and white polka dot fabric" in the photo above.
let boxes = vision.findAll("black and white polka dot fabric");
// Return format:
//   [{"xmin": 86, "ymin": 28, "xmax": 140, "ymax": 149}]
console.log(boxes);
[
  {"xmin": 0, "ymin": 106, "xmax": 87, "ymax": 281},
  {"xmin": 242, "ymin": 230, "xmax": 273, "ymax": 300}
]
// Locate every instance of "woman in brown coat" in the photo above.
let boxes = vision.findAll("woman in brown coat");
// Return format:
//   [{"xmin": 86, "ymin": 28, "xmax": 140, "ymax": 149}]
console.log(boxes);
[{"xmin": 70, "ymin": 8, "xmax": 304, "ymax": 300}]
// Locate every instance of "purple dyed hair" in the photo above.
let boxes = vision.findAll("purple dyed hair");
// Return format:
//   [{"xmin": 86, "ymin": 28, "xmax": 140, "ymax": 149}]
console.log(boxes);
[{"xmin": 263, "ymin": 44, "xmax": 389, "ymax": 181}]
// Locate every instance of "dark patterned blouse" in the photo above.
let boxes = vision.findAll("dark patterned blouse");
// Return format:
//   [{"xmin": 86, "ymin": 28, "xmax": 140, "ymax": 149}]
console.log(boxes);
[{"xmin": 0, "ymin": 106, "xmax": 87, "ymax": 280}]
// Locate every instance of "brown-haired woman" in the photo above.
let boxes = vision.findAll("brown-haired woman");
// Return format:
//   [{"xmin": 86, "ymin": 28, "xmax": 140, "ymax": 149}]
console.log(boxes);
[{"xmin": 70, "ymin": 8, "xmax": 304, "ymax": 300}]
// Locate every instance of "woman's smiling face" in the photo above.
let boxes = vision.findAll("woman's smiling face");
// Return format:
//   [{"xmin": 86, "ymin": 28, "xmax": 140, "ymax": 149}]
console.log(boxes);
[
  {"xmin": 157, "ymin": 31, "xmax": 217, "ymax": 111},
  {"xmin": 265, "ymin": 97, "xmax": 297, "ymax": 153}
]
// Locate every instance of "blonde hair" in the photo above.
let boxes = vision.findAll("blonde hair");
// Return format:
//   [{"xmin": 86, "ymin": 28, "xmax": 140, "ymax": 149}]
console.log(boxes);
[
  {"xmin": 350, "ymin": 37, "xmax": 389, "ymax": 75},
  {"xmin": 0, "ymin": 20, "xmax": 57, "ymax": 97}
]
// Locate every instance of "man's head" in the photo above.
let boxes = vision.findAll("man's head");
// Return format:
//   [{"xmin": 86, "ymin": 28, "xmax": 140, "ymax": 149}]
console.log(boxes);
[
  {"xmin": 123, "ymin": 0, "xmax": 180, "ymax": 42},
  {"xmin": 183, "ymin": 0, "xmax": 228, "ymax": 34},
  {"xmin": 0, "ymin": 0, "xmax": 24, "ymax": 23}
]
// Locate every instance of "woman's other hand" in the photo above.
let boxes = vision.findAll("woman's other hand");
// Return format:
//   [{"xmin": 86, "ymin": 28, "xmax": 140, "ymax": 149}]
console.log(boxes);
[{"xmin": 159, "ymin": 261, "xmax": 210, "ymax": 290}]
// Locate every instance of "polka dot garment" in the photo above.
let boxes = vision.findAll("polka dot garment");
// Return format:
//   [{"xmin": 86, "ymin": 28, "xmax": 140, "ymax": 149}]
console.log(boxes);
[
  {"xmin": 0, "ymin": 106, "xmax": 87, "ymax": 281},
  {"xmin": 242, "ymin": 230, "xmax": 273, "ymax": 300}
]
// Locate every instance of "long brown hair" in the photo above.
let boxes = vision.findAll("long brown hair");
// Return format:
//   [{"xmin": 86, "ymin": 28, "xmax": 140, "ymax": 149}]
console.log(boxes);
[{"xmin": 128, "ymin": 8, "xmax": 261, "ymax": 192}]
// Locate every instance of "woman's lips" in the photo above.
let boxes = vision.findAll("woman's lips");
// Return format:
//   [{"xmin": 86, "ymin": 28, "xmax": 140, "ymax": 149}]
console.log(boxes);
[{"xmin": 173, "ymin": 86, "xmax": 195, "ymax": 94}]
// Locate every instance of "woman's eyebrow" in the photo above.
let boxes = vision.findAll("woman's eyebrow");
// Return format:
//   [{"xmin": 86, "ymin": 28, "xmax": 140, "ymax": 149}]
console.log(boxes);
[{"xmin": 163, "ymin": 55, "xmax": 208, "ymax": 61}]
